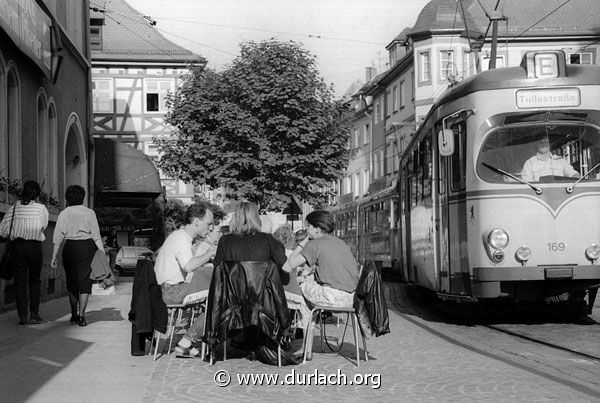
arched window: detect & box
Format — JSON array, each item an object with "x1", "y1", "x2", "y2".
[
  {"x1": 48, "y1": 101, "x2": 58, "y2": 197},
  {"x1": 0, "y1": 54, "x2": 6, "y2": 176},
  {"x1": 37, "y1": 89, "x2": 48, "y2": 185},
  {"x1": 6, "y1": 64, "x2": 21, "y2": 179}
]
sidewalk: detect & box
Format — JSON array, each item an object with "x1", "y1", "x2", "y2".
[{"x1": 0, "y1": 280, "x2": 594, "y2": 402}]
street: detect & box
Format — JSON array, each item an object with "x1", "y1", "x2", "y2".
[{"x1": 1, "y1": 278, "x2": 599, "y2": 402}]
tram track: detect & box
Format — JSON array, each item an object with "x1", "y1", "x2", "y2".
[
  {"x1": 483, "y1": 323, "x2": 600, "y2": 363},
  {"x1": 386, "y1": 282, "x2": 600, "y2": 399}
]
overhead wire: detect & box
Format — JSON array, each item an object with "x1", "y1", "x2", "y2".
[{"x1": 137, "y1": 15, "x2": 387, "y2": 46}]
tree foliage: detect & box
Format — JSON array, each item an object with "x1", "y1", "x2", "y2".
[{"x1": 156, "y1": 40, "x2": 352, "y2": 210}]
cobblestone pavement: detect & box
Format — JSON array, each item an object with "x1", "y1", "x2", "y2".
[{"x1": 0, "y1": 278, "x2": 599, "y2": 402}]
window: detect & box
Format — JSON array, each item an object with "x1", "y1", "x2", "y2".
[
  {"x1": 386, "y1": 141, "x2": 394, "y2": 175},
  {"x1": 353, "y1": 128, "x2": 359, "y2": 148},
  {"x1": 440, "y1": 50, "x2": 454, "y2": 80},
  {"x1": 7, "y1": 68, "x2": 20, "y2": 179},
  {"x1": 481, "y1": 55, "x2": 505, "y2": 71},
  {"x1": 399, "y1": 81, "x2": 405, "y2": 108},
  {"x1": 92, "y1": 78, "x2": 113, "y2": 113},
  {"x1": 375, "y1": 101, "x2": 380, "y2": 124},
  {"x1": 419, "y1": 52, "x2": 431, "y2": 83},
  {"x1": 411, "y1": 71, "x2": 415, "y2": 99},
  {"x1": 569, "y1": 52, "x2": 593, "y2": 65},
  {"x1": 420, "y1": 137, "x2": 432, "y2": 199},
  {"x1": 144, "y1": 79, "x2": 174, "y2": 113},
  {"x1": 48, "y1": 104, "x2": 58, "y2": 197},
  {"x1": 450, "y1": 122, "x2": 466, "y2": 191},
  {"x1": 354, "y1": 173, "x2": 360, "y2": 197},
  {"x1": 363, "y1": 123, "x2": 370, "y2": 145},
  {"x1": 37, "y1": 93, "x2": 48, "y2": 184},
  {"x1": 462, "y1": 50, "x2": 472, "y2": 78},
  {"x1": 385, "y1": 89, "x2": 392, "y2": 117},
  {"x1": 363, "y1": 170, "x2": 369, "y2": 194},
  {"x1": 379, "y1": 148, "x2": 385, "y2": 177},
  {"x1": 477, "y1": 118, "x2": 600, "y2": 184},
  {"x1": 90, "y1": 26, "x2": 102, "y2": 51},
  {"x1": 392, "y1": 86, "x2": 397, "y2": 112}
]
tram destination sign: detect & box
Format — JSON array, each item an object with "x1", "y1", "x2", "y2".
[{"x1": 516, "y1": 88, "x2": 580, "y2": 109}]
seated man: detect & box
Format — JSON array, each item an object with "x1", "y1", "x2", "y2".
[
  {"x1": 154, "y1": 202, "x2": 217, "y2": 357},
  {"x1": 283, "y1": 210, "x2": 360, "y2": 312},
  {"x1": 521, "y1": 137, "x2": 579, "y2": 182}
]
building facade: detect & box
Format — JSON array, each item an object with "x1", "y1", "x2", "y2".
[
  {"x1": 89, "y1": 0, "x2": 204, "y2": 204},
  {"x1": 335, "y1": 0, "x2": 600, "y2": 207},
  {"x1": 0, "y1": 0, "x2": 91, "y2": 311}
]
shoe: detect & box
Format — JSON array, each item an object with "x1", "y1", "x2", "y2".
[
  {"x1": 78, "y1": 316, "x2": 87, "y2": 327},
  {"x1": 175, "y1": 345, "x2": 202, "y2": 358},
  {"x1": 29, "y1": 313, "x2": 43, "y2": 324},
  {"x1": 294, "y1": 328, "x2": 304, "y2": 339},
  {"x1": 69, "y1": 314, "x2": 79, "y2": 324},
  {"x1": 18, "y1": 319, "x2": 27, "y2": 325}
]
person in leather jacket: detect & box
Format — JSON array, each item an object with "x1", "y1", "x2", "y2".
[{"x1": 206, "y1": 202, "x2": 291, "y2": 362}]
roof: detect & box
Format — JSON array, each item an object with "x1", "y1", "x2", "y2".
[
  {"x1": 91, "y1": 0, "x2": 204, "y2": 64},
  {"x1": 408, "y1": 0, "x2": 600, "y2": 40},
  {"x1": 410, "y1": 0, "x2": 482, "y2": 39}
]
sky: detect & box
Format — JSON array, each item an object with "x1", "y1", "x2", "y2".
[{"x1": 119, "y1": 0, "x2": 432, "y2": 97}]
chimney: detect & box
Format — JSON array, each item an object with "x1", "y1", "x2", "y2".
[{"x1": 365, "y1": 67, "x2": 376, "y2": 82}]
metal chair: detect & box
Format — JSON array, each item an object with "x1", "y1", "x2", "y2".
[
  {"x1": 302, "y1": 305, "x2": 368, "y2": 366},
  {"x1": 151, "y1": 291, "x2": 207, "y2": 360}
]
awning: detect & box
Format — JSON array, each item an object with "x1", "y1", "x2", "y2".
[{"x1": 94, "y1": 138, "x2": 162, "y2": 208}]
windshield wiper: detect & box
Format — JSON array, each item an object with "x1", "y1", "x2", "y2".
[
  {"x1": 566, "y1": 162, "x2": 600, "y2": 193},
  {"x1": 481, "y1": 162, "x2": 543, "y2": 195}
]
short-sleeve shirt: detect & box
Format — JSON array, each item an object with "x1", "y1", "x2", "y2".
[
  {"x1": 154, "y1": 229, "x2": 193, "y2": 285},
  {"x1": 301, "y1": 234, "x2": 359, "y2": 293}
]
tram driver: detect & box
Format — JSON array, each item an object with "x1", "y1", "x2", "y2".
[{"x1": 521, "y1": 137, "x2": 580, "y2": 182}]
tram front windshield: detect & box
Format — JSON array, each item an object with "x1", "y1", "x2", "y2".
[{"x1": 477, "y1": 122, "x2": 600, "y2": 184}]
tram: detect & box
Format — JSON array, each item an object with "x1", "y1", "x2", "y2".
[{"x1": 339, "y1": 50, "x2": 600, "y2": 305}]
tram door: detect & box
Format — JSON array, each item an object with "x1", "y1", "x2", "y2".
[
  {"x1": 436, "y1": 124, "x2": 451, "y2": 294},
  {"x1": 437, "y1": 122, "x2": 468, "y2": 295}
]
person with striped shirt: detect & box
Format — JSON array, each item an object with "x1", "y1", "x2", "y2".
[{"x1": 0, "y1": 180, "x2": 49, "y2": 325}]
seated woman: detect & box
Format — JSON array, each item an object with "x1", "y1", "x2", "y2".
[
  {"x1": 283, "y1": 210, "x2": 360, "y2": 310},
  {"x1": 207, "y1": 202, "x2": 291, "y2": 363}
]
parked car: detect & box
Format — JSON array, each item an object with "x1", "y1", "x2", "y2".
[{"x1": 115, "y1": 246, "x2": 154, "y2": 275}]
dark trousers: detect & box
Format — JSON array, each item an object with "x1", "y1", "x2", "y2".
[{"x1": 10, "y1": 239, "x2": 43, "y2": 319}]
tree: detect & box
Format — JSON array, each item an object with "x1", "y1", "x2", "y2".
[{"x1": 156, "y1": 39, "x2": 352, "y2": 210}]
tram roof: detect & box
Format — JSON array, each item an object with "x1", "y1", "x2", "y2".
[{"x1": 435, "y1": 63, "x2": 600, "y2": 109}]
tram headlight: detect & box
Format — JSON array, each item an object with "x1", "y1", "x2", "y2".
[
  {"x1": 515, "y1": 246, "x2": 531, "y2": 263},
  {"x1": 487, "y1": 228, "x2": 509, "y2": 249},
  {"x1": 585, "y1": 244, "x2": 600, "y2": 262}
]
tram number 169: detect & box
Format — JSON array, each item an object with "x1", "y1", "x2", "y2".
[{"x1": 547, "y1": 242, "x2": 566, "y2": 252}]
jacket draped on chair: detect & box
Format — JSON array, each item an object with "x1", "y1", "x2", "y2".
[{"x1": 203, "y1": 260, "x2": 291, "y2": 347}]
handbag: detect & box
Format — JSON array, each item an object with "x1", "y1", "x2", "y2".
[{"x1": 0, "y1": 205, "x2": 16, "y2": 281}]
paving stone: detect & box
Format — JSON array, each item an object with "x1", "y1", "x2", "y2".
[{"x1": 0, "y1": 278, "x2": 597, "y2": 402}]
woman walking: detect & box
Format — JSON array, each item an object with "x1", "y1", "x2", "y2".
[
  {"x1": 51, "y1": 185, "x2": 103, "y2": 326},
  {"x1": 0, "y1": 180, "x2": 49, "y2": 325}
]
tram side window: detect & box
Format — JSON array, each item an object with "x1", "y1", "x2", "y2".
[
  {"x1": 450, "y1": 122, "x2": 467, "y2": 191},
  {"x1": 413, "y1": 145, "x2": 422, "y2": 205},
  {"x1": 420, "y1": 137, "x2": 432, "y2": 199}
]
